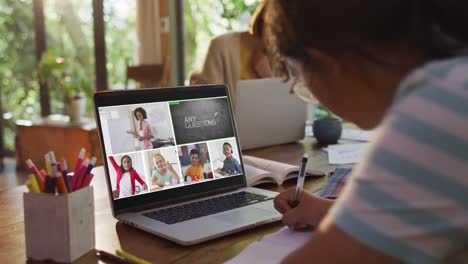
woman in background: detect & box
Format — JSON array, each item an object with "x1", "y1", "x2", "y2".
[
  {"x1": 127, "y1": 107, "x2": 154, "y2": 150},
  {"x1": 189, "y1": 0, "x2": 271, "y2": 106},
  {"x1": 266, "y1": 0, "x2": 468, "y2": 263}
]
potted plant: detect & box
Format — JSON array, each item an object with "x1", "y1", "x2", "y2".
[
  {"x1": 38, "y1": 49, "x2": 92, "y2": 123},
  {"x1": 313, "y1": 105, "x2": 342, "y2": 145}
]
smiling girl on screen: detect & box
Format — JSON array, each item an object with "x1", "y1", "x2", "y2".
[
  {"x1": 109, "y1": 155, "x2": 147, "y2": 198},
  {"x1": 151, "y1": 153, "x2": 181, "y2": 187},
  {"x1": 127, "y1": 107, "x2": 154, "y2": 150}
]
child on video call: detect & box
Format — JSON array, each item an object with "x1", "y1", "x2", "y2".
[
  {"x1": 185, "y1": 143, "x2": 208, "y2": 182},
  {"x1": 222, "y1": 142, "x2": 242, "y2": 175},
  {"x1": 109, "y1": 155, "x2": 147, "y2": 198},
  {"x1": 151, "y1": 153, "x2": 180, "y2": 187}
]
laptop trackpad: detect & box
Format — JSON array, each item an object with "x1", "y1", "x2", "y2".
[{"x1": 213, "y1": 207, "x2": 276, "y2": 225}]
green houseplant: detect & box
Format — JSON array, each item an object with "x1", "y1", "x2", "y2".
[{"x1": 38, "y1": 49, "x2": 93, "y2": 121}]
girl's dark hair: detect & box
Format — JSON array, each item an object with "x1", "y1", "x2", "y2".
[
  {"x1": 120, "y1": 155, "x2": 133, "y2": 172},
  {"x1": 266, "y1": 0, "x2": 468, "y2": 71},
  {"x1": 133, "y1": 107, "x2": 147, "y2": 119}
]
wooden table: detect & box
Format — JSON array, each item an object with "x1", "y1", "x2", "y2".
[
  {"x1": 15, "y1": 117, "x2": 102, "y2": 171},
  {"x1": 0, "y1": 139, "x2": 334, "y2": 264}
]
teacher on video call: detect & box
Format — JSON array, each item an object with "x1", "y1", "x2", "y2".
[
  {"x1": 127, "y1": 107, "x2": 154, "y2": 150},
  {"x1": 266, "y1": 0, "x2": 468, "y2": 263}
]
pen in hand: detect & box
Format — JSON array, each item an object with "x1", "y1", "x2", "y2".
[
  {"x1": 288, "y1": 153, "x2": 309, "y2": 229},
  {"x1": 291, "y1": 153, "x2": 309, "y2": 207}
]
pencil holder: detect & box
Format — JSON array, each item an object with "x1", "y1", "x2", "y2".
[
  {"x1": 68, "y1": 172, "x2": 95, "y2": 192},
  {"x1": 23, "y1": 186, "x2": 95, "y2": 263}
]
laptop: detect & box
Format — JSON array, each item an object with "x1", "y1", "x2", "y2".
[
  {"x1": 93, "y1": 85, "x2": 281, "y2": 245},
  {"x1": 235, "y1": 78, "x2": 307, "y2": 150}
]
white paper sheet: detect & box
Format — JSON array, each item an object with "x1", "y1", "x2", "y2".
[
  {"x1": 225, "y1": 227, "x2": 313, "y2": 264},
  {"x1": 327, "y1": 143, "x2": 368, "y2": 164},
  {"x1": 341, "y1": 128, "x2": 375, "y2": 142}
]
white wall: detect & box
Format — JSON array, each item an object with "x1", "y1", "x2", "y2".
[
  {"x1": 106, "y1": 105, "x2": 136, "y2": 155},
  {"x1": 143, "y1": 102, "x2": 174, "y2": 139}
]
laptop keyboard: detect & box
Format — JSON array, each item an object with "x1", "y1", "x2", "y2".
[{"x1": 143, "y1": 191, "x2": 272, "y2": 225}]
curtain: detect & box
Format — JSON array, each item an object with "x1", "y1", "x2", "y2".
[{"x1": 136, "y1": 0, "x2": 162, "y2": 64}]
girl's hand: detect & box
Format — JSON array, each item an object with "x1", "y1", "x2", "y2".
[
  {"x1": 143, "y1": 183, "x2": 148, "y2": 190},
  {"x1": 166, "y1": 161, "x2": 173, "y2": 171},
  {"x1": 274, "y1": 188, "x2": 334, "y2": 229}
]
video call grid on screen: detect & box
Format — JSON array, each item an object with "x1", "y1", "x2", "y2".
[{"x1": 98, "y1": 96, "x2": 244, "y2": 200}]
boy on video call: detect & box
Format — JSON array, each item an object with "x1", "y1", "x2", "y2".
[
  {"x1": 222, "y1": 142, "x2": 242, "y2": 175},
  {"x1": 185, "y1": 143, "x2": 208, "y2": 182}
]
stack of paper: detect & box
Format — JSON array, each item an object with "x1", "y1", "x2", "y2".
[
  {"x1": 325, "y1": 143, "x2": 368, "y2": 165},
  {"x1": 340, "y1": 128, "x2": 375, "y2": 142},
  {"x1": 226, "y1": 227, "x2": 313, "y2": 264}
]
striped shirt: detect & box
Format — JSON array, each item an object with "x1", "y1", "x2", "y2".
[{"x1": 329, "y1": 56, "x2": 468, "y2": 264}]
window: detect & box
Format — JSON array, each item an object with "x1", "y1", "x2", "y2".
[
  {"x1": 184, "y1": 0, "x2": 260, "y2": 80},
  {"x1": 0, "y1": 0, "x2": 38, "y2": 153},
  {"x1": 0, "y1": 0, "x2": 137, "y2": 154}
]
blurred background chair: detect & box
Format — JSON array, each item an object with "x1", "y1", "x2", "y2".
[{"x1": 125, "y1": 57, "x2": 170, "y2": 89}]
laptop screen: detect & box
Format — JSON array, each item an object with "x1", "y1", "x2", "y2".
[{"x1": 94, "y1": 86, "x2": 246, "y2": 213}]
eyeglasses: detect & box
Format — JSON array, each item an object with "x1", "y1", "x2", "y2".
[
  {"x1": 276, "y1": 58, "x2": 318, "y2": 104},
  {"x1": 290, "y1": 80, "x2": 319, "y2": 104}
]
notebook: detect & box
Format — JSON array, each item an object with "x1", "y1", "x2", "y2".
[
  {"x1": 226, "y1": 227, "x2": 313, "y2": 264},
  {"x1": 93, "y1": 85, "x2": 281, "y2": 245},
  {"x1": 318, "y1": 168, "x2": 351, "y2": 199},
  {"x1": 235, "y1": 78, "x2": 307, "y2": 150}
]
